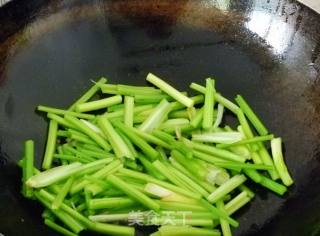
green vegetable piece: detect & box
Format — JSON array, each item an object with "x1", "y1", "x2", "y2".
[
  {"x1": 22, "y1": 140, "x2": 34, "y2": 198},
  {"x1": 147, "y1": 73, "x2": 194, "y2": 107},
  {"x1": 69, "y1": 77, "x2": 107, "y2": 111},
  {"x1": 42, "y1": 120, "x2": 58, "y2": 169},
  {"x1": 75, "y1": 95, "x2": 122, "y2": 113},
  {"x1": 203, "y1": 78, "x2": 215, "y2": 129},
  {"x1": 107, "y1": 174, "x2": 160, "y2": 212},
  {"x1": 207, "y1": 175, "x2": 247, "y2": 203},
  {"x1": 271, "y1": 138, "x2": 293, "y2": 186},
  {"x1": 235, "y1": 95, "x2": 268, "y2": 136}
]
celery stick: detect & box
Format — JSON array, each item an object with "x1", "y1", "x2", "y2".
[
  {"x1": 44, "y1": 219, "x2": 78, "y2": 236},
  {"x1": 213, "y1": 103, "x2": 224, "y2": 128},
  {"x1": 207, "y1": 175, "x2": 247, "y2": 203},
  {"x1": 147, "y1": 73, "x2": 194, "y2": 107},
  {"x1": 124, "y1": 96, "x2": 134, "y2": 127},
  {"x1": 134, "y1": 94, "x2": 172, "y2": 104},
  {"x1": 113, "y1": 120, "x2": 159, "y2": 160},
  {"x1": 171, "y1": 95, "x2": 204, "y2": 111},
  {"x1": 192, "y1": 132, "x2": 242, "y2": 144},
  {"x1": 47, "y1": 113, "x2": 77, "y2": 129},
  {"x1": 42, "y1": 120, "x2": 58, "y2": 169},
  {"x1": 217, "y1": 200, "x2": 232, "y2": 236},
  {"x1": 132, "y1": 127, "x2": 171, "y2": 149},
  {"x1": 187, "y1": 140, "x2": 246, "y2": 163},
  {"x1": 258, "y1": 143, "x2": 280, "y2": 180},
  {"x1": 225, "y1": 191, "x2": 251, "y2": 215},
  {"x1": 160, "y1": 118, "x2": 190, "y2": 130},
  {"x1": 38, "y1": 105, "x2": 94, "y2": 119},
  {"x1": 139, "y1": 99, "x2": 171, "y2": 133},
  {"x1": 34, "y1": 191, "x2": 85, "y2": 233},
  {"x1": 52, "y1": 177, "x2": 74, "y2": 209},
  {"x1": 90, "y1": 222, "x2": 135, "y2": 236},
  {"x1": 22, "y1": 140, "x2": 34, "y2": 198},
  {"x1": 235, "y1": 95, "x2": 268, "y2": 136},
  {"x1": 75, "y1": 95, "x2": 122, "y2": 113},
  {"x1": 169, "y1": 109, "x2": 189, "y2": 119},
  {"x1": 271, "y1": 138, "x2": 293, "y2": 186},
  {"x1": 118, "y1": 168, "x2": 201, "y2": 200},
  {"x1": 97, "y1": 116, "x2": 133, "y2": 159},
  {"x1": 70, "y1": 160, "x2": 122, "y2": 194},
  {"x1": 190, "y1": 107, "x2": 204, "y2": 128},
  {"x1": 69, "y1": 77, "x2": 107, "y2": 110},
  {"x1": 107, "y1": 174, "x2": 160, "y2": 211},
  {"x1": 89, "y1": 197, "x2": 136, "y2": 210},
  {"x1": 137, "y1": 154, "x2": 165, "y2": 180},
  {"x1": 217, "y1": 135, "x2": 274, "y2": 148},
  {"x1": 190, "y1": 83, "x2": 239, "y2": 113},
  {"x1": 37, "y1": 189, "x2": 93, "y2": 227},
  {"x1": 203, "y1": 78, "x2": 215, "y2": 129},
  {"x1": 64, "y1": 115, "x2": 111, "y2": 151}
]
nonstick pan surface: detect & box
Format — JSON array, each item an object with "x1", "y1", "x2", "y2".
[{"x1": 0, "y1": 0, "x2": 320, "y2": 235}]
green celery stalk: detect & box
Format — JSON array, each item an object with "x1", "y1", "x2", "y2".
[
  {"x1": 44, "y1": 219, "x2": 78, "y2": 236},
  {"x1": 190, "y1": 107, "x2": 204, "y2": 128},
  {"x1": 271, "y1": 138, "x2": 293, "y2": 186},
  {"x1": 22, "y1": 140, "x2": 35, "y2": 198},
  {"x1": 235, "y1": 95, "x2": 268, "y2": 136},
  {"x1": 97, "y1": 116, "x2": 133, "y2": 159},
  {"x1": 37, "y1": 189, "x2": 94, "y2": 228},
  {"x1": 169, "y1": 109, "x2": 189, "y2": 119},
  {"x1": 34, "y1": 191, "x2": 85, "y2": 233},
  {"x1": 170, "y1": 95, "x2": 203, "y2": 111},
  {"x1": 217, "y1": 200, "x2": 232, "y2": 236},
  {"x1": 124, "y1": 96, "x2": 134, "y2": 127},
  {"x1": 186, "y1": 139, "x2": 246, "y2": 163},
  {"x1": 137, "y1": 155, "x2": 165, "y2": 180},
  {"x1": 112, "y1": 120, "x2": 159, "y2": 161},
  {"x1": 68, "y1": 77, "x2": 107, "y2": 111},
  {"x1": 215, "y1": 93, "x2": 239, "y2": 114},
  {"x1": 139, "y1": 99, "x2": 171, "y2": 133},
  {"x1": 89, "y1": 197, "x2": 136, "y2": 210},
  {"x1": 70, "y1": 160, "x2": 122, "y2": 194},
  {"x1": 213, "y1": 103, "x2": 224, "y2": 128},
  {"x1": 147, "y1": 73, "x2": 194, "y2": 107},
  {"x1": 189, "y1": 83, "x2": 239, "y2": 113},
  {"x1": 225, "y1": 191, "x2": 251, "y2": 215},
  {"x1": 64, "y1": 115, "x2": 111, "y2": 151},
  {"x1": 42, "y1": 120, "x2": 58, "y2": 169},
  {"x1": 47, "y1": 113, "x2": 77, "y2": 129},
  {"x1": 134, "y1": 94, "x2": 172, "y2": 104},
  {"x1": 107, "y1": 174, "x2": 160, "y2": 212},
  {"x1": 160, "y1": 118, "x2": 190, "y2": 130},
  {"x1": 202, "y1": 78, "x2": 215, "y2": 129},
  {"x1": 207, "y1": 175, "x2": 247, "y2": 203},
  {"x1": 258, "y1": 143, "x2": 280, "y2": 180},
  {"x1": 89, "y1": 213, "x2": 130, "y2": 222},
  {"x1": 38, "y1": 105, "x2": 94, "y2": 120},
  {"x1": 75, "y1": 95, "x2": 122, "y2": 113},
  {"x1": 217, "y1": 134, "x2": 274, "y2": 148},
  {"x1": 90, "y1": 222, "x2": 135, "y2": 236},
  {"x1": 52, "y1": 177, "x2": 74, "y2": 209},
  {"x1": 118, "y1": 168, "x2": 201, "y2": 200}
]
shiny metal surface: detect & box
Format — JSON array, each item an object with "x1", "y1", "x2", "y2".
[{"x1": 0, "y1": 0, "x2": 319, "y2": 235}]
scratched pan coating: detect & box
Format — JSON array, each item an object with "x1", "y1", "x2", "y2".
[{"x1": 0, "y1": 0, "x2": 320, "y2": 235}]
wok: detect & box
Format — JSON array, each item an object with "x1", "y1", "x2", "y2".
[{"x1": 0, "y1": 0, "x2": 320, "y2": 235}]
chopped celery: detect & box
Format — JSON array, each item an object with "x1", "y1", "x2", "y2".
[{"x1": 20, "y1": 74, "x2": 294, "y2": 236}]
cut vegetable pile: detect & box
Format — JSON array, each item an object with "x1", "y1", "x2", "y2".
[{"x1": 20, "y1": 73, "x2": 294, "y2": 236}]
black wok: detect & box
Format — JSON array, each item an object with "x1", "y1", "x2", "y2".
[{"x1": 0, "y1": 0, "x2": 320, "y2": 235}]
